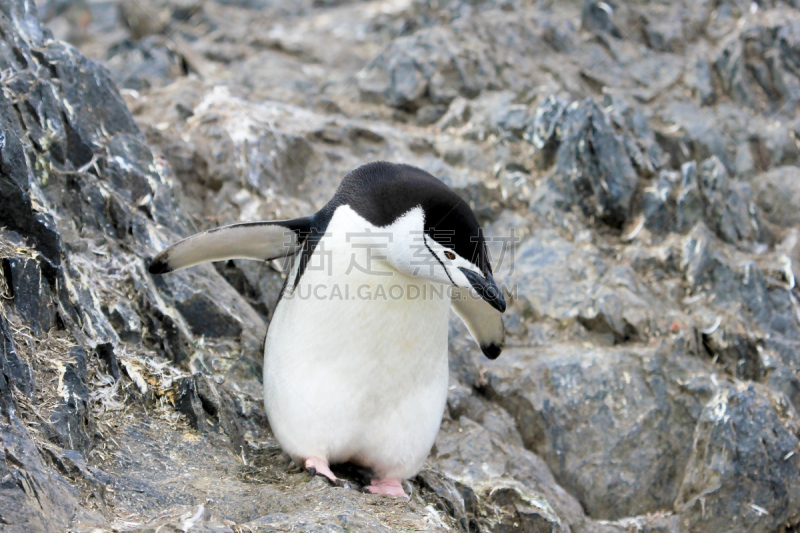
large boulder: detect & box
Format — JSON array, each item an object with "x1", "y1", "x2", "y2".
[
  {"x1": 675, "y1": 383, "x2": 800, "y2": 533},
  {"x1": 485, "y1": 343, "x2": 715, "y2": 520}
]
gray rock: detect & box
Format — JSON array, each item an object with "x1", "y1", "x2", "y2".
[
  {"x1": 434, "y1": 384, "x2": 585, "y2": 531},
  {"x1": 47, "y1": 346, "x2": 94, "y2": 453},
  {"x1": 577, "y1": 265, "x2": 672, "y2": 343},
  {"x1": 416, "y1": 469, "x2": 470, "y2": 529},
  {"x1": 656, "y1": 102, "x2": 734, "y2": 173},
  {"x1": 755, "y1": 165, "x2": 800, "y2": 227},
  {"x1": 437, "y1": 96, "x2": 472, "y2": 130},
  {"x1": 641, "y1": 170, "x2": 676, "y2": 234},
  {"x1": 552, "y1": 100, "x2": 639, "y2": 228},
  {"x1": 107, "y1": 36, "x2": 187, "y2": 91},
  {"x1": 96, "y1": 342, "x2": 121, "y2": 380},
  {"x1": 416, "y1": 104, "x2": 448, "y2": 125},
  {"x1": 581, "y1": 0, "x2": 622, "y2": 39},
  {"x1": 105, "y1": 299, "x2": 144, "y2": 343},
  {"x1": 359, "y1": 26, "x2": 496, "y2": 110},
  {"x1": 686, "y1": 57, "x2": 716, "y2": 106},
  {"x1": 713, "y1": 11, "x2": 800, "y2": 115},
  {"x1": 485, "y1": 344, "x2": 715, "y2": 520},
  {"x1": 0, "y1": 312, "x2": 34, "y2": 399},
  {"x1": 696, "y1": 156, "x2": 763, "y2": 245},
  {"x1": 511, "y1": 229, "x2": 606, "y2": 323},
  {"x1": 2, "y1": 257, "x2": 56, "y2": 335},
  {"x1": 0, "y1": 412, "x2": 106, "y2": 532},
  {"x1": 675, "y1": 161, "x2": 704, "y2": 234},
  {"x1": 672, "y1": 157, "x2": 766, "y2": 247},
  {"x1": 174, "y1": 372, "x2": 249, "y2": 455},
  {"x1": 675, "y1": 383, "x2": 800, "y2": 533}
]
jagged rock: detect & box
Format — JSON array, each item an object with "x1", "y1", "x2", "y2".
[
  {"x1": 214, "y1": 259, "x2": 285, "y2": 321},
  {"x1": 524, "y1": 95, "x2": 568, "y2": 169},
  {"x1": 683, "y1": 233, "x2": 798, "y2": 340},
  {"x1": 675, "y1": 383, "x2": 800, "y2": 533},
  {"x1": 358, "y1": 26, "x2": 496, "y2": 110},
  {"x1": 641, "y1": 170, "x2": 676, "y2": 233},
  {"x1": 477, "y1": 91, "x2": 529, "y2": 137},
  {"x1": 106, "y1": 36, "x2": 187, "y2": 91},
  {"x1": 0, "y1": 412, "x2": 107, "y2": 532},
  {"x1": 437, "y1": 96, "x2": 472, "y2": 130},
  {"x1": 0, "y1": 309, "x2": 105, "y2": 531},
  {"x1": 655, "y1": 102, "x2": 734, "y2": 173},
  {"x1": 755, "y1": 166, "x2": 800, "y2": 227},
  {"x1": 713, "y1": 10, "x2": 800, "y2": 115},
  {"x1": 96, "y1": 342, "x2": 121, "y2": 380},
  {"x1": 416, "y1": 104, "x2": 448, "y2": 125},
  {"x1": 606, "y1": 96, "x2": 665, "y2": 178},
  {"x1": 581, "y1": 0, "x2": 622, "y2": 38},
  {"x1": 511, "y1": 229, "x2": 606, "y2": 323},
  {"x1": 576, "y1": 265, "x2": 673, "y2": 343},
  {"x1": 174, "y1": 372, "x2": 249, "y2": 455},
  {"x1": 667, "y1": 157, "x2": 767, "y2": 246},
  {"x1": 675, "y1": 161, "x2": 705, "y2": 234},
  {"x1": 762, "y1": 336, "x2": 800, "y2": 413},
  {"x1": 696, "y1": 156, "x2": 764, "y2": 245},
  {"x1": 485, "y1": 344, "x2": 715, "y2": 520},
  {"x1": 434, "y1": 383, "x2": 585, "y2": 531},
  {"x1": 47, "y1": 346, "x2": 93, "y2": 453},
  {"x1": 105, "y1": 299, "x2": 143, "y2": 343},
  {"x1": 551, "y1": 100, "x2": 639, "y2": 228},
  {"x1": 0, "y1": 312, "x2": 34, "y2": 399},
  {"x1": 484, "y1": 485, "x2": 566, "y2": 533},
  {"x1": 542, "y1": 18, "x2": 575, "y2": 53},
  {"x1": 685, "y1": 56, "x2": 716, "y2": 105},
  {"x1": 416, "y1": 469, "x2": 470, "y2": 529},
  {"x1": 2, "y1": 257, "x2": 56, "y2": 335}
]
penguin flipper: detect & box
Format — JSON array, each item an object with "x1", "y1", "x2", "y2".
[
  {"x1": 149, "y1": 217, "x2": 313, "y2": 275},
  {"x1": 451, "y1": 287, "x2": 505, "y2": 360}
]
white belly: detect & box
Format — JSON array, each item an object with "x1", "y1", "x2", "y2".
[{"x1": 263, "y1": 213, "x2": 451, "y2": 479}]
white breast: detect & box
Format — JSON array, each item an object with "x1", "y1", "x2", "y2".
[{"x1": 263, "y1": 205, "x2": 451, "y2": 479}]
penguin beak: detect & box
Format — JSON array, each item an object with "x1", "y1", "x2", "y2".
[{"x1": 458, "y1": 268, "x2": 506, "y2": 313}]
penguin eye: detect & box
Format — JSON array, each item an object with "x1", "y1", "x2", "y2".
[{"x1": 444, "y1": 251, "x2": 456, "y2": 260}]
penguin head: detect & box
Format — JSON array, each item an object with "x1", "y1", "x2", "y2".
[
  {"x1": 331, "y1": 162, "x2": 506, "y2": 313},
  {"x1": 376, "y1": 204, "x2": 505, "y2": 313}
]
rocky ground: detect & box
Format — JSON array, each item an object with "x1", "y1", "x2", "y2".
[{"x1": 2, "y1": 0, "x2": 800, "y2": 531}]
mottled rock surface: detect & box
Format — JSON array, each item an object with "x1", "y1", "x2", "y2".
[{"x1": 2, "y1": 0, "x2": 800, "y2": 531}]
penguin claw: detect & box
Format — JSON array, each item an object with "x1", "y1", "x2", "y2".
[
  {"x1": 306, "y1": 466, "x2": 359, "y2": 490},
  {"x1": 303, "y1": 458, "x2": 364, "y2": 491},
  {"x1": 304, "y1": 457, "x2": 339, "y2": 485}
]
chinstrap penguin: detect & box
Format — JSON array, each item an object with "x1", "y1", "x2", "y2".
[{"x1": 149, "y1": 162, "x2": 506, "y2": 497}]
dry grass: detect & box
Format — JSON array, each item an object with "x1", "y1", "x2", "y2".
[
  {"x1": 0, "y1": 230, "x2": 37, "y2": 307},
  {"x1": 9, "y1": 321, "x2": 77, "y2": 441},
  {"x1": 0, "y1": 232, "x2": 195, "y2": 455},
  {"x1": 0, "y1": 232, "x2": 37, "y2": 260}
]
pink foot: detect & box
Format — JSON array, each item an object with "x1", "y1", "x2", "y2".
[
  {"x1": 304, "y1": 457, "x2": 338, "y2": 484},
  {"x1": 366, "y1": 478, "x2": 408, "y2": 498}
]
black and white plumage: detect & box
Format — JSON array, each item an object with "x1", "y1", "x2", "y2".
[{"x1": 149, "y1": 162, "x2": 506, "y2": 496}]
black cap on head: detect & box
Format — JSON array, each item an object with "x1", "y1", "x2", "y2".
[{"x1": 331, "y1": 162, "x2": 491, "y2": 276}]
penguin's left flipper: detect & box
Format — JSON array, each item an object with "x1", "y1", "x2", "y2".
[
  {"x1": 451, "y1": 287, "x2": 505, "y2": 360},
  {"x1": 149, "y1": 217, "x2": 314, "y2": 275}
]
